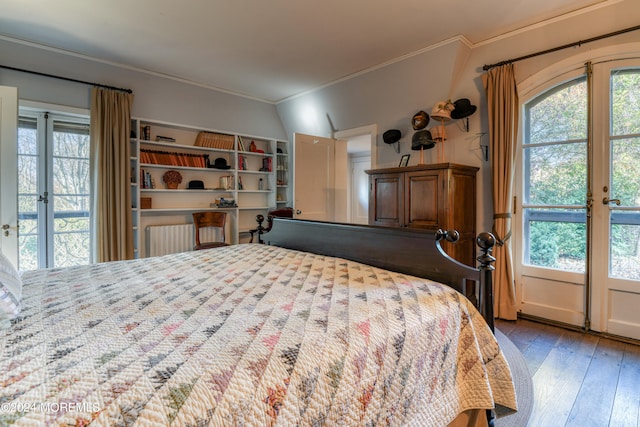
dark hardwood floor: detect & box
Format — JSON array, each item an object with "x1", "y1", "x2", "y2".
[{"x1": 496, "y1": 318, "x2": 640, "y2": 427}]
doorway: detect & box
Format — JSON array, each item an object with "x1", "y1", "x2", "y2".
[
  {"x1": 17, "y1": 107, "x2": 91, "y2": 270},
  {"x1": 293, "y1": 126, "x2": 375, "y2": 224},
  {"x1": 515, "y1": 57, "x2": 640, "y2": 340}
]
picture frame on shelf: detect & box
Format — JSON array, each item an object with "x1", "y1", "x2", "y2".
[{"x1": 399, "y1": 154, "x2": 410, "y2": 167}]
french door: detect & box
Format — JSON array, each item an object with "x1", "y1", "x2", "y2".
[
  {"x1": 17, "y1": 110, "x2": 91, "y2": 270},
  {"x1": 516, "y1": 58, "x2": 640, "y2": 340}
]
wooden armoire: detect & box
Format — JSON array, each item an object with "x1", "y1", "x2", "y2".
[{"x1": 366, "y1": 163, "x2": 479, "y2": 267}]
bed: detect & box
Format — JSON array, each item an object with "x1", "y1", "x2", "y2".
[{"x1": 0, "y1": 219, "x2": 516, "y2": 426}]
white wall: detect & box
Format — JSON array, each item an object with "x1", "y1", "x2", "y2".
[
  {"x1": 276, "y1": 0, "x2": 640, "y2": 233},
  {"x1": 0, "y1": 38, "x2": 287, "y2": 141},
  {"x1": 2, "y1": 0, "x2": 639, "y2": 235}
]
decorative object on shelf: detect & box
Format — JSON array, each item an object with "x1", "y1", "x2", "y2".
[
  {"x1": 399, "y1": 154, "x2": 410, "y2": 167},
  {"x1": 188, "y1": 180, "x2": 205, "y2": 190},
  {"x1": 140, "y1": 197, "x2": 152, "y2": 209},
  {"x1": 383, "y1": 129, "x2": 402, "y2": 153},
  {"x1": 214, "y1": 198, "x2": 237, "y2": 208},
  {"x1": 249, "y1": 141, "x2": 257, "y2": 152},
  {"x1": 211, "y1": 157, "x2": 231, "y2": 170},
  {"x1": 411, "y1": 111, "x2": 430, "y2": 130},
  {"x1": 162, "y1": 170, "x2": 182, "y2": 189},
  {"x1": 142, "y1": 125, "x2": 151, "y2": 140},
  {"x1": 219, "y1": 175, "x2": 234, "y2": 190},
  {"x1": 258, "y1": 178, "x2": 264, "y2": 190},
  {"x1": 411, "y1": 130, "x2": 436, "y2": 165},
  {"x1": 431, "y1": 100, "x2": 455, "y2": 162},
  {"x1": 451, "y1": 98, "x2": 477, "y2": 132}
]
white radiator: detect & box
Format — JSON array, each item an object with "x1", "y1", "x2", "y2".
[{"x1": 145, "y1": 224, "x2": 221, "y2": 257}]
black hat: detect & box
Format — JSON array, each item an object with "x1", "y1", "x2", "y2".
[
  {"x1": 411, "y1": 130, "x2": 436, "y2": 150},
  {"x1": 451, "y1": 98, "x2": 477, "y2": 119},
  {"x1": 212, "y1": 157, "x2": 231, "y2": 169},
  {"x1": 383, "y1": 129, "x2": 401, "y2": 144},
  {"x1": 188, "y1": 180, "x2": 205, "y2": 189}
]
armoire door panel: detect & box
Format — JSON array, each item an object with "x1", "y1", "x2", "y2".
[
  {"x1": 370, "y1": 174, "x2": 403, "y2": 226},
  {"x1": 405, "y1": 173, "x2": 440, "y2": 228}
]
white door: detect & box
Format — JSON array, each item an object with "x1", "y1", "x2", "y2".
[
  {"x1": 0, "y1": 86, "x2": 19, "y2": 266},
  {"x1": 293, "y1": 133, "x2": 335, "y2": 221},
  {"x1": 350, "y1": 155, "x2": 370, "y2": 224},
  {"x1": 516, "y1": 59, "x2": 640, "y2": 339},
  {"x1": 590, "y1": 60, "x2": 640, "y2": 339},
  {"x1": 17, "y1": 111, "x2": 91, "y2": 270}
]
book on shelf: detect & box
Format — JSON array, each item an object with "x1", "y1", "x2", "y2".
[
  {"x1": 261, "y1": 157, "x2": 273, "y2": 172},
  {"x1": 156, "y1": 135, "x2": 176, "y2": 143},
  {"x1": 140, "y1": 168, "x2": 155, "y2": 189},
  {"x1": 140, "y1": 148, "x2": 207, "y2": 168},
  {"x1": 238, "y1": 155, "x2": 248, "y2": 170},
  {"x1": 194, "y1": 131, "x2": 234, "y2": 150},
  {"x1": 237, "y1": 135, "x2": 246, "y2": 151}
]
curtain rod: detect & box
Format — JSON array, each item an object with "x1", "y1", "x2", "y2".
[
  {"x1": 0, "y1": 64, "x2": 133, "y2": 93},
  {"x1": 482, "y1": 24, "x2": 640, "y2": 71}
]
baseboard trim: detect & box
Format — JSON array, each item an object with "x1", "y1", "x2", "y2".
[{"x1": 516, "y1": 313, "x2": 640, "y2": 347}]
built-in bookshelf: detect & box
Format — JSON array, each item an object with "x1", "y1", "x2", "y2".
[{"x1": 130, "y1": 118, "x2": 289, "y2": 257}]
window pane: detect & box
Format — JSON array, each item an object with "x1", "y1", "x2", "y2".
[
  {"x1": 53, "y1": 229, "x2": 90, "y2": 268},
  {"x1": 525, "y1": 142, "x2": 586, "y2": 205},
  {"x1": 611, "y1": 70, "x2": 640, "y2": 136},
  {"x1": 18, "y1": 195, "x2": 37, "y2": 215},
  {"x1": 611, "y1": 137, "x2": 640, "y2": 207},
  {"x1": 610, "y1": 220, "x2": 640, "y2": 280},
  {"x1": 18, "y1": 120, "x2": 37, "y2": 155},
  {"x1": 18, "y1": 155, "x2": 38, "y2": 194},
  {"x1": 527, "y1": 78, "x2": 587, "y2": 144},
  {"x1": 53, "y1": 158, "x2": 90, "y2": 199},
  {"x1": 524, "y1": 208, "x2": 586, "y2": 272},
  {"x1": 53, "y1": 125, "x2": 90, "y2": 157},
  {"x1": 18, "y1": 235, "x2": 38, "y2": 271}
]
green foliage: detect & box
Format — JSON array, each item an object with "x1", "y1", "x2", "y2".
[{"x1": 525, "y1": 71, "x2": 640, "y2": 273}]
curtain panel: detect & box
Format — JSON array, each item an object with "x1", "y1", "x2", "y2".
[
  {"x1": 482, "y1": 64, "x2": 518, "y2": 320},
  {"x1": 90, "y1": 88, "x2": 134, "y2": 262}
]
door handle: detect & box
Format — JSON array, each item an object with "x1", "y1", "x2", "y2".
[
  {"x1": 296, "y1": 209, "x2": 302, "y2": 215},
  {"x1": 2, "y1": 224, "x2": 9, "y2": 237},
  {"x1": 603, "y1": 197, "x2": 621, "y2": 205}
]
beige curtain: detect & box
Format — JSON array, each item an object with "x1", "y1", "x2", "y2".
[
  {"x1": 90, "y1": 87, "x2": 134, "y2": 262},
  {"x1": 482, "y1": 64, "x2": 518, "y2": 320}
]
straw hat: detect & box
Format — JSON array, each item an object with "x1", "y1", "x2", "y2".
[{"x1": 431, "y1": 100, "x2": 454, "y2": 121}]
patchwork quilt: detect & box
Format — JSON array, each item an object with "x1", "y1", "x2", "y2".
[{"x1": 0, "y1": 244, "x2": 516, "y2": 426}]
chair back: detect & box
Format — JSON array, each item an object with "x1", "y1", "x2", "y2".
[{"x1": 192, "y1": 211, "x2": 227, "y2": 248}]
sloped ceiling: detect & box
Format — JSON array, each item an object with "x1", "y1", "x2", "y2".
[{"x1": 0, "y1": 0, "x2": 613, "y2": 103}]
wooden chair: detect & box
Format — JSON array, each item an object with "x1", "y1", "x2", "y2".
[
  {"x1": 192, "y1": 211, "x2": 229, "y2": 250},
  {"x1": 249, "y1": 207, "x2": 294, "y2": 243}
]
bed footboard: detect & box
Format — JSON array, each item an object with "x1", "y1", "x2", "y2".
[{"x1": 260, "y1": 218, "x2": 496, "y2": 331}]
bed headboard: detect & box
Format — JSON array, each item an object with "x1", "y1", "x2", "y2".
[{"x1": 262, "y1": 218, "x2": 496, "y2": 330}]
